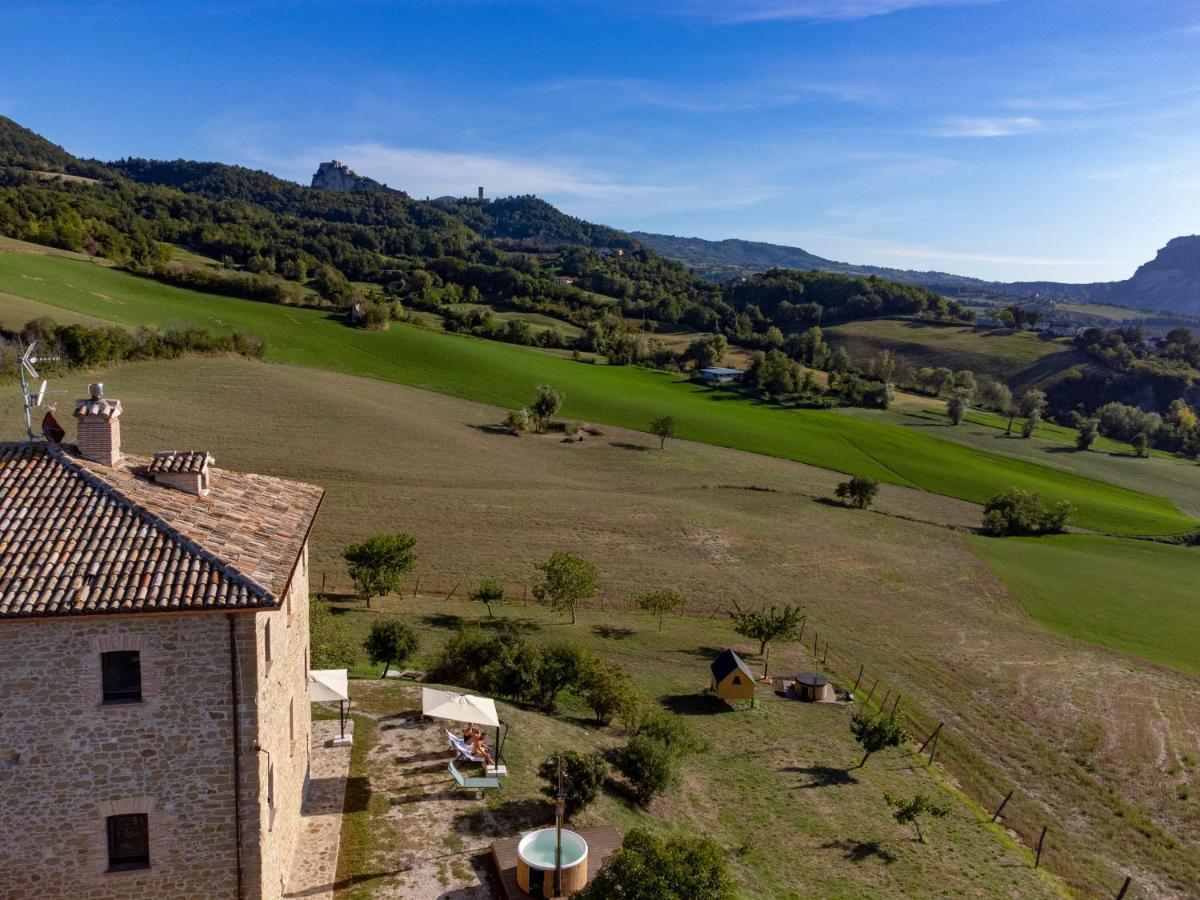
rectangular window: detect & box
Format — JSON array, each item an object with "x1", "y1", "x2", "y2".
[
  {"x1": 267, "y1": 763, "x2": 275, "y2": 809},
  {"x1": 106, "y1": 813, "x2": 149, "y2": 871},
  {"x1": 101, "y1": 651, "x2": 142, "y2": 704},
  {"x1": 264, "y1": 619, "x2": 272, "y2": 663}
]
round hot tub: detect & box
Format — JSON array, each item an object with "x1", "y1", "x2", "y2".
[{"x1": 516, "y1": 828, "x2": 589, "y2": 897}]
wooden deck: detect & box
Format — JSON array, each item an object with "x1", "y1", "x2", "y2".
[{"x1": 491, "y1": 825, "x2": 622, "y2": 899}]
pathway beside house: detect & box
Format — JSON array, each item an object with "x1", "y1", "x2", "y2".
[{"x1": 285, "y1": 720, "x2": 355, "y2": 900}]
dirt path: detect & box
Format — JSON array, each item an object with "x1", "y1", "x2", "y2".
[{"x1": 356, "y1": 697, "x2": 499, "y2": 899}]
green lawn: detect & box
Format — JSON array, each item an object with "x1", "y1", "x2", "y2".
[
  {"x1": 0, "y1": 252, "x2": 1193, "y2": 536},
  {"x1": 970, "y1": 534, "x2": 1200, "y2": 675}
]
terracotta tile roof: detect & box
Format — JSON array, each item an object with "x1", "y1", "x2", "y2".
[
  {"x1": 73, "y1": 398, "x2": 122, "y2": 419},
  {"x1": 0, "y1": 442, "x2": 323, "y2": 620},
  {"x1": 146, "y1": 450, "x2": 212, "y2": 475}
]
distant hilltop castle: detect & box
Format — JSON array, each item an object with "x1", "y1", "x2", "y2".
[{"x1": 311, "y1": 160, "x2": 407, "y2": 197}]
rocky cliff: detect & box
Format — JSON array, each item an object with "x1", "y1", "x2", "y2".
[{"x1": 311, "y1": 160, "x2": 403, "y2": 196}]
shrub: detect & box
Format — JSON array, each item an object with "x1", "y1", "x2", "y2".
[
  {"x1": 615, "y1": 734, "x2": 681, "y2": 805},
  {"x1": 884, "y1": 792, "x2": 950, "y2": 843},
  {"x1": 504, "y1": 408, "x2": 532, "y2": 435},
  {"x1": 538, "y1": 750, "x2": 608, "y2": 818},
  {"x1": 575, "y1": 829, "x2": 736, "y2": 900},
  {"x1": 584, "y1": 660, "x2": 642, "y2": 727},
  {"x1": 636, "y1": 710, "x2": 708, "y2": 755},
  {"x1": 309, "y1": 598, "x2": 356, "y2": 669},
  {"x1": 362, "y1": 619, "x2": 419, "y2": 678},
  {"x1": 981, "y1": 489, "x2": 1072, "y2": 536}
]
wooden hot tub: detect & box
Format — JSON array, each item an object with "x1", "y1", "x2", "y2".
[{"x1": 515, "y1": 828, "x2": 588, "y2": 897}]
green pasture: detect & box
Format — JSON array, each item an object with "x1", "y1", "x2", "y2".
[
  {"x1": 0, "y1": 252, "x2": 1193, "y2": 536},
  {"x1": 970, "y1": 534, "x2": 1200, "y2": 676}
]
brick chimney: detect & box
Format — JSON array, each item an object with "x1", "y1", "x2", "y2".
[{"x1": 73, "y1": 383, "x2": 122, "y2": 466}]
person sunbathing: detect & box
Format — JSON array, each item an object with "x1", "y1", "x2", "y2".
[{"x1": 463, "y1": 725, "x2": 495, "y2": 765}]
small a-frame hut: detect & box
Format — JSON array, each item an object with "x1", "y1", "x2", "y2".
[{"x1": 710, "y1": 649, "x2": 756, "y2": 703}]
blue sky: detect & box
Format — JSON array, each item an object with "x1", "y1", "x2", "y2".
[{"x1": 2, "y1": 0, "x2": 1198, "y2": 280}]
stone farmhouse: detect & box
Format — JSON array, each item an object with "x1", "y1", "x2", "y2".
[{"x1": 0, "y1": 385, "x2": 324, "y2": 899}]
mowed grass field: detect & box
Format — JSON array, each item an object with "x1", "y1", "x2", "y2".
[
  {"x1": 2, "y1": 356, "x2": 1197, "y2": 896},
  {"x1": 825, "y1": 318, "x2": 1085, "y2": 391},
  {"x1": 852, "y1": 405, "x2": 1200, "y2": 519},
  {"x1": 0, "y1": 252, "x2": 1192, "y2": 537},
  {"x1": 970, "y1": 535, "x2": 1200, "y2": 676}
]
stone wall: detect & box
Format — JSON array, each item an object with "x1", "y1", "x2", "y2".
[
  {"x1": 239, "y1": 543, "x2": 312, "y2": 900},
  {"x1": 0, "y1": 613, "x2": 241, "y2": 899},
  {"x1": 0, "y1": 542, "x2": 313, "y2": 900}
]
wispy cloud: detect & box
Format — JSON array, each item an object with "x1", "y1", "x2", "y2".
[
  {"x1": 934, "y1": 115, "x2": 1043, "y2": 137},
  {"x1": 676, "y1": 0, "x2": 997, "y2": 23},
  {"x1": 534, "y1": 76, "x2": 884, "y2": 113}
]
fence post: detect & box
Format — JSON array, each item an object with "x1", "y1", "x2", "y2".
[
  {"x1": 879, "y1": 689, "x2": 891, "y2": 711},
  {"x1": 822, "y1": 642, "x2": 829, "y2": 667},
  {"x1": 891, "y1": 694, "x2": 901, "y2": 716},
  {"x1": 320, "y1": 572, "x2": 326, "y2": 593},
  {"x1": 1035, "y1": 826, "x2": 1047, "y2": 868},
  {"x1": 1116, "y1": 876, "x2": 1132, "y2": 899},
  {"x1": 991, "y1": 790, "x2": 1013, "y2": 823},
  {"x1": 865, "y1": 680, "x2": 876, "y2": 704},
  {"x1": 445, "y1": 580, "x2": 461, "y2": 600},
  {"x1": 413, "y1": 576, "x2": 420, "y2": 599},
  {"x1": 918, "y1": 722, "x2": 943, "y2": 753},
  {"x1": 797, "y1": 617, "x2": 806, "y2": 645},
  {"x1": 853, "y1": 664, "x2": 863, "y2": 691}
]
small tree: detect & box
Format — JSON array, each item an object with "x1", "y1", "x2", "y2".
[
  {"x1": 530, "y1": 384, "x2": 563, "y2": 433},
  {"x1": 1019, "y1": 389, "x2": 1046, "y2": 438},
  {"x1": 538, "y1": 750, "x2": 608, "y2": 819},
  {"x1": 982, "y1": 382, "x2": 1013, "y2": 416},
  {"x1": 470, "y1": 578, "x2": 505, "y2": 618},
  {"x1": 728, "y1": 601, "x2": 803, "y2": 656},
  {"x1": 637, "y1": 588, "x2": 686, "y2": 630},
  {"x1": 884, "y1": 792, "x2": 950, "y2": 843},
  {"x1": 1021, "y1": 411, "x2": 1041, "y2": 438},
  {"x1": 650, "y1": 415, "x2": 676, "y2": 449},
  {"x1": 342, "y1": 532, "x2": 417, "y2": 607},
  {"x1": 533, "y1": 551, "x2": 600, "y2": 624},
  {"x1": 1076, "y1": 418, "x2": 1099, "y2": 451},
  {"x1": 850, "y1": 710, "x2": 909, "y2": 768},
  {"x1": 530, "y1": 641, "x2": 590, "y2": 712},
  {"x1": 363, "y1": 619, "x2": 419, "y2": 678},
  {"x1": 835, "y1": 476, "x2": 879, "y2": 510},
  {"x1": 947, "y1": 390, "x2": 970, "y2": 425},
  {"x1": 1133, "y1": 431, "x2": 1150, "y2": 458},
  {"x1": 574, "y1": 829, "x2": 736, "y2": 900}
]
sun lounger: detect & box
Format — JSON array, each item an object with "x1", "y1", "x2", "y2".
[{"x1": 448, "y1": 761, "x2": 501, "y2": 795}]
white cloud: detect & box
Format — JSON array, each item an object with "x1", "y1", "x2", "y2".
[
  {"x1": 534, "y1": 76, "x2": 885, "y2": 112},
  {"x1": 934, "y1": 115, "x2": 1043, "y2": 137},
  {"x1": 677, "y1": 0, "x2": 997, "y2": 23}
]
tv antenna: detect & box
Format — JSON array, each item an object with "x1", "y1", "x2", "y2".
[{"x1": 17, "y1": 342, "x2": 60, "y2": 440}]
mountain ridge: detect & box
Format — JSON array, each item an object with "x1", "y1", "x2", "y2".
[{"x1": 634, "y1": 230, "x2": 1200, "y2": 317}]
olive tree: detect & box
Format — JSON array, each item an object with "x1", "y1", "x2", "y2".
[
  {"x1": 342, "y1": 532, "x2": 417, "y2": 608},
  {"x1": 637, "y1": 588, "x2": 686, "y2": 630},
  {"x1": 533, "y1": 551, "x2": 600, "y2": 624},
  {"x1": 363, "y1": 619, "x2": 419, "y2": 678},
  {"x1": 850, "y1": 710, "x2": 909, "y2": 768}
]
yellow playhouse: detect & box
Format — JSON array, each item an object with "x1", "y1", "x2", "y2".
[{"x1": 710, "y1": 648, "x2": 756, "y2": 703}]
